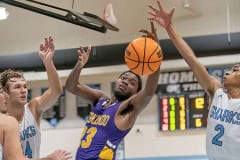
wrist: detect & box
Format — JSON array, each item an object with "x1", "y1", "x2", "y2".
[
  {"x1": 77, "y1": 60, "x2": 87, "y2": 68},
  {"x1": 42, "y1": 59, "x2": 54, "y2": 67},
  {"x1": 165, "y1": 23, "x2": 173, "y2": 32},
  {"x1": 76, "y1": 61, "x2": 84, "y2": 68}
]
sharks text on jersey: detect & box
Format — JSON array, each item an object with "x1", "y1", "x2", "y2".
[{"x1": 210, "y1": 106, "x2": 240, "y2": 125}]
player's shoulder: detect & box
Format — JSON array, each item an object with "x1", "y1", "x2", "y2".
[
  {"x1": 213, "y1": 88, "x2": 225, "y2": 96},
  {"x1": 27, "y1": 99, "x2": 39, "y2": 114},
  {"x1": 0, "y1": 115, "x2": 18, "y2": 129},
  {"x1": 5, "y1": 115, "x2": 18, "y2": 124}
]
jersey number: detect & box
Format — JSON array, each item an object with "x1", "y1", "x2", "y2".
[
  {"x1": 23, "y1": 141, "x2": 33, "y2": 158},
  {"x1": 80, "y1": 126, "x2": 97, "y2": 148},
  {"x1": 212, "y1": 124, "x2": 224, "y2": 146}
]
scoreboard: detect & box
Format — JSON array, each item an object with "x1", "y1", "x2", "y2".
[
  {"x1": 158, "y1": 65, "x2": 231, "y2": 131},
  {"x1": 159, "y1": 91, "x2": 208, "y2": 131},
  {"x1": 188, "y1": 91, "x2": 208, "y2": 129}
]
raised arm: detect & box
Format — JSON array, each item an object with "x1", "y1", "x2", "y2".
[
  {"x1": 122, "y1": 22, "x2": 162, "y2": 116},
  {"x1": 148, "y1": 0, "x2": 221, "y2": 97},
  {"x1": 30, "y1": 36, "x2": 63, "y2": 121},
  {"x1": 135, "y1": 22, "x2": 161, "y2": 111},
  {"x1": 116, "y1": 22, "x2": 162, "y2": 131},
  {"x1": 65, "y1": 46, "x2": 106, "y2": 104},
  {"x1": 130, "y1": 66, "x2": 161, "y2": 114}
]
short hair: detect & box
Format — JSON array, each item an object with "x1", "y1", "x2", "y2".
[
  {"x1": 119, "y1": 70, "x2": 142, "y2": 92},
  {"x1": 0, "y1": 69, "x2": 25, "y2": 90}
]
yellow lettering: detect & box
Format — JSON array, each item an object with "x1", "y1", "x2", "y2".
[{"x1": 87, "y1": 112, "x2": 110, "y2": 126}]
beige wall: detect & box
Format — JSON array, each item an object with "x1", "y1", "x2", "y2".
[{"x1": 0, "y1": 0, "x2": 239, "y2": 55}]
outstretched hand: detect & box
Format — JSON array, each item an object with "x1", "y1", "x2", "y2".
[
  {"x1": 47, "y1": 149, "x2": 72, "y2": 160},
  {"x1": 148, "y1": 0, "x2": 175, "y2": 28},
  {"x1": 39, "y1": 36, "x2": 55, "y2": 63},
  {"x1": 139, "y1": 21, "x2": 158, "y2": 42},
  {"x1": 77, "y1": 45, "x2": 91, "y2": 68}
]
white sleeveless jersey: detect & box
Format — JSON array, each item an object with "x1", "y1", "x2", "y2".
[
  {"x1": 0, "y1": 144, "x2": 2, "y2": 160},
  {"x1": 19, "y1": 104, "x2": 41, "y2": 158},
  {"x1": 206, "y1": 88, "x2": 240, "y2": 160}
]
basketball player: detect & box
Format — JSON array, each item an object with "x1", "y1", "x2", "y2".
[
  {"x1": 0, "y1": 36, "x2": 71, "y2": 159},
  {"x1": 65, "y1": 22, "x2": 162, "y2": 160},
  {"x1": 0, "y1": 111, "x2": 28, "y2": 160},
  {"x1": 0, "y1": 87, "x2": 7, "y2": 114},
  {"x1": 0, "y1": 84, "x2": 71, "y2": 160},
  {"x1": 0, "y1": 84, "x2": 25, "y2": 160},
  {"x1": 148, "y1": 0, "x2": 240, "y2": 159}
]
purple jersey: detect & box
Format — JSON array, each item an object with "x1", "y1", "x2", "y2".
[{"x1": 76, "y1": 99, "x2": 131, "y2": 160}]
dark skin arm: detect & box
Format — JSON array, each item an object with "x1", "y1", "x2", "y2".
[
  {"x1": 65, "y1": 46, "x2": 106, "y2": 104},
  {"x1": 115, "y1": 21, "x2": 163, "y2": 130},
  {"x1": 66, "y1": 22, "x2": 162, "y2": 131}
]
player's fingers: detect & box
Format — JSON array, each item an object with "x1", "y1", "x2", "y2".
[
  {"x1": 44, "y1": 38, "x2": 49, "y2": 47},
  {"x1": 77, "y1": 50, "x2": 83, "y2": 60},
  {"x1": 147, "y1": 17, "x2": 157, "y2": 23},
  {"x1": 79, "y1": 46, "x2": 85, "y2": 54},
  {"x1": 157, "y1": 0, "x2": 164, "y2": 11},
  {"x1": 139, "y1": 29, "x2": 151, "y2": 35},
  {"x1": 58, "y1": 150, "x2": 72, "y2": 159},
  {"x1": 48, "y1": 36, "x2": 52, "y2": 43},
  {"x1": 64, "y1": 151, "x2": 72, "y2": 157},
  {"x1": 169, "y1": 8, "x2": 176, "y2": 18},
  {"x1": 148, "y1": 4, "x2": 158, "y2": 13},
  {"x1": 40, "y1": 43, "x2": 44, "y2": 51},
  {"x1": 86, "y1": 45, "x2": 92, "y2": 55},
  {"x1": 150, "y1": 21, "x2": 156, "y2": 32},
  {"x1": 139, "y1": 29, "x2": 155, "y2": 39},
  {"x1": 49, "y1": 36, "x2": 54, "y2": 45}
]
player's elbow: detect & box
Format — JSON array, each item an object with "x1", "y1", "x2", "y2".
[
  {"x1": 144, "y1": 87, "x2": 157, "y2": 97},
  {"x1": 50, "y1": 87, "x2": 63, "y2": 98},
  {"x1": 56, "y1": 87, "x2": 63, "y2": 96}
]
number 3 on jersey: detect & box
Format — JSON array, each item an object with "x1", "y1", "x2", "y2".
[
  {"x1": 80, "y1": 126, "x2": 97, "y2": 148},
  {"x1": 212, "y1": 124, "x2": 224, "y2": 146}
]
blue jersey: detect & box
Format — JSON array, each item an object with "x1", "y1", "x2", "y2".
[{"x1": 76, "y1": 99, "x2": 131, "y2": 160}]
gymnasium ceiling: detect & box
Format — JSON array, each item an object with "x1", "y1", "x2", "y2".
[{"x1": 0, "y1": 0, "x2": 239, "y2": 55}]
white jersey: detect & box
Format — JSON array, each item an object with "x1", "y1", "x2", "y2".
[
  {"x1": 0, "y1": 144, "x2": 2, "y2": 160},
  {"x1": 19, "y1": 104, "x2": 41, "y2": 158},
  {"x1": 206, "y1": 88, "x2": 240, "y2": 160}
]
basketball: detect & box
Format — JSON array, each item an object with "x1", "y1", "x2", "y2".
[{"x1": 124, "y1": 37, "x2": 163, "y2": 76}]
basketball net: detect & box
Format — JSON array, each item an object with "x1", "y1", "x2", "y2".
[{"x1": 103, "y1": 2, "x2": 117, "y2": 25}]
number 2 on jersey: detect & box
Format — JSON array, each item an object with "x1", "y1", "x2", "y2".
[
  {"x1": 212, "y1": 124, "x2": 224, "y2": 146},
  {"x1": 80, "y1": 126, "x2": 97, "y2": 148}
]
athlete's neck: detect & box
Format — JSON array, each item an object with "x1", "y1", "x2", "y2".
[
  {"x1": 6, "y1": 104, "x2": 25, "y2": 123},
  {"x1": 226, "y1": 87, "x2": 240, "y2": 99}
]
